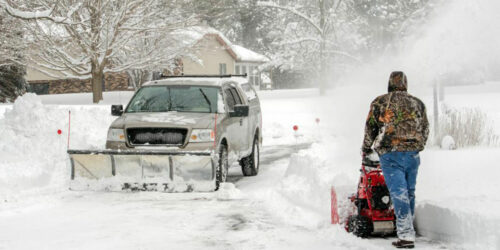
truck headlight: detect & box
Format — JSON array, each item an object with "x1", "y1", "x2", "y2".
[
  {"x1": 189, "y1": 129, "x2": 214, "y2": 142},
  {"x1": 107, "y1": 129, "x2": 125, "y2": 142}
]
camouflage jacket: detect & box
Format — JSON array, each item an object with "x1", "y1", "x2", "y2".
[{"x1": 362, "y1": 72, "x2": 430, "y2": 155}]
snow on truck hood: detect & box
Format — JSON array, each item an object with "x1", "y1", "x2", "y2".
[{"x1": 110, "y1": 112, "x2": 216, "y2": 129}]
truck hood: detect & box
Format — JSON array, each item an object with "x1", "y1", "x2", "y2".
[{"x1": 110, "y1": 112, "x2": 216, "y2": 129}]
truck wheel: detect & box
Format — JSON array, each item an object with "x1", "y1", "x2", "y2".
[
  {"x1": 240, "y1": 136, "x2": 259, "y2": 176},
  {"x1": 216, "y1": 145, "x2": 229, "y2": 191},
  {"x1": 347, "y1": 215, "x2": 373, "y2": 238}
]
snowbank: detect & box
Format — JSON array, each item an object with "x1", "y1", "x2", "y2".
[
  {"x1": 262, "y1": 141, "x2": 358, "y2": 229},
  {"x1": 214, "y1": 183, "x2": 244, "y2": 201},
  {"x1": 0, "y1": 94, "x2": 68, "y2": 200},
  {"x1": 0, "y1": 94, "x2": 114, "y2": 203},
  {"x1": 37, "y1": 91, "x2": 134, "y2": 105},
  {"x1": 415, "y1": 149, "x2": 500, "y2": 249}
]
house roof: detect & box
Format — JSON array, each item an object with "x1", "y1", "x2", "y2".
[
  {"x1": 178, "y1": 26, "x2": 270, "y2": 64},
  {"x1": 232, "y1": 45, "x2": 270, "y2": 63}
]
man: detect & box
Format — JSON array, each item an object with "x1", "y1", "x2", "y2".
[{"x1": 362, "y1": 71, "x2": 429, "y2": 249}]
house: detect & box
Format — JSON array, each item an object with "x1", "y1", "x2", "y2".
[
  {"x1": 25, "y1": 27, "x2": 270, "y2": 95},
  {"x1": 25, "y1": 69, "x2": 129, "y2": 95},
  {"x1": 178, "y1": 28, "x2": 270, "y2": 89}
]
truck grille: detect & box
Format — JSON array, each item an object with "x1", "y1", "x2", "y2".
[{"x1": 127, "y1": 128, "x2": 187, "y2": 146}]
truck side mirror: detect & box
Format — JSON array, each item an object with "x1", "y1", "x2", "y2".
[
  {"x1": 111, "y1": 105, "x2": 123, "y2": 116},
  {"x1": 229, "y1": 104, "x2": 249, "y2": 117}
]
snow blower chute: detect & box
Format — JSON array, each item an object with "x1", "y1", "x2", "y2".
[{"x1": 67, "y1": 149, "x2": 216, "y2": 192}]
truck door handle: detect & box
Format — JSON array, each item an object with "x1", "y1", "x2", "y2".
[{"x1": 239, "y1": 119, "x2": 243, "y2": 126}]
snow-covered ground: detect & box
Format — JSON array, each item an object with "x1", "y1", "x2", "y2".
[{"x1": 1, "y1": 86, "x2": 499, "y2": 249}]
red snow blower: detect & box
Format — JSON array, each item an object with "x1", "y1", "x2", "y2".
[{"x1": 341, "y1": 153, "x2": 396, "y2": 237}]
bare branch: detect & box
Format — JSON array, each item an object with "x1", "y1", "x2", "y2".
[{"x1": 257, "y1": 1, "x2": 323, "y2": 35}]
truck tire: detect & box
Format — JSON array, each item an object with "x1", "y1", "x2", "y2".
[
  {"x1": 347, "y1": 215, "x2": 373, "y2": 238},
  {"x1": 216, "y1": 145, "x2": 229, "y2": 190},
  {"x1": 240, "y1": 136, "x2": 259, "y2": 176}
]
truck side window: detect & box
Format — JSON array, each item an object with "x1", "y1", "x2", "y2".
[
  {"x1": 240, "y1": 83, "x2": 257, "y2": 100},
  {"x1": 230, "y1": 88, "x2": 242, "y2": 105},
  {"x1": 224, "y1": 88, "x2": 236, "y2": 111}
]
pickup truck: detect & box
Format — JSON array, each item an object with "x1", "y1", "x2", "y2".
[{"x1": 102, "y1": 75, "x2": 262, "y2": 190}]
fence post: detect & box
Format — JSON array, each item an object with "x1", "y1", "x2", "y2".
[{"x1": 433, "y1": 81, "x2": 440, "y2": 145}]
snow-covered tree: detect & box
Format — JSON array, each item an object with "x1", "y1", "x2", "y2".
[
  {"x1": 255, "y1": 0, "x2": 438, "y2": 91},
  {"x1": 1, "y1": 0, "x2": 197, "y2": 103},
  {"x1": 257, "y1": 0, "x2": 363, "y2": 94},
  {"x1": 0, "y1": 9, "x2": 27, "y2": 102},
  {"x1": 351, "y1": 0, "x2": 434, "y2": 58}
]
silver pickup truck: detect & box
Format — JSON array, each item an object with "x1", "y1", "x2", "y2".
[{"x1": 68, "y1": 75, "x2": 262, "y2": 191}]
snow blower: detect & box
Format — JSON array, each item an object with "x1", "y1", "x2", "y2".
[{"x1": 344, "y1": 153, "x2": 396, "y2": 237}]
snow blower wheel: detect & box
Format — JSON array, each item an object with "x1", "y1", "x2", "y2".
[{"x1": 347, "y1": 215, "x2": 373, "y2": 238}]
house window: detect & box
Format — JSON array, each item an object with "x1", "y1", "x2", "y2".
[
  {"x1": 27, "y1": 82, "x2": 49, "y2": 95},
  {"x1": 242, "y1": 66, "x2": 247, "y2": 75},
  {"x1": 219, "y1": 63, "x2": 227, "y2": 75},
  {"x1": 248, "y1": 65, "x2": 261, "y2": 87},
  {"x1": 235, "y1": 65, "x2": 240, "y2": 75}
]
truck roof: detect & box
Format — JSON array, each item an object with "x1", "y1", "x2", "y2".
[{"x1": 143, "y1": 75, "x2": 249, "y2": 87}]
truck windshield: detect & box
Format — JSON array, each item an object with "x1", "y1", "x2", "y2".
[{"x1": 126, "y1": 86, "x2": 219, "y2": 113}]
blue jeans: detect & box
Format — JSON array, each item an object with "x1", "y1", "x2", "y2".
[{"x1": 380, "y1": 151, "x2": 420, "y2": 241}]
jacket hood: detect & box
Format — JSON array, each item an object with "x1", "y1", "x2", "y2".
[{"x1": 388, "y1": 71, "x2": 408, "y2": 92}]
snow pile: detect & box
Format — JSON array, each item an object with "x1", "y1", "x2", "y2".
[
  {"x1": 214, "y1": 183, "x2": 244, "y2": 200},
  {"x1": 0, "y1": 94, "x2": 69, "y2": 200},
  {"x1": 440, "y1": 135, "x2": 456, "y2": 150},
  {"x1": 0, "y1": 94, "x2": 114, "y2": 202},
  {"x1": 415, "y1": 149, "x2": 500, "y2": 249},
  {"x1": 0, "y1": 105, "x2": 10, "y2": 119},
  {"x1": 277, "y1": 149, "x2": 330, "y2": 227},
  {"x1": 37, "y1": 91, "x2": 133, "y2": 105},
  {"x1": 259, "y1": 139, "x2": 359, "y2": 229}
]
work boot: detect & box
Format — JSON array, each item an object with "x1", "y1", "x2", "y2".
[{"x1": 392, "y1": 239, "x2": 415, "y2": 249}]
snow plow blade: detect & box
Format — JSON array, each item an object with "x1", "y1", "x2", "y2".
[{"x1": 67, "y1": 149, "x2": 216, "y2": 192}]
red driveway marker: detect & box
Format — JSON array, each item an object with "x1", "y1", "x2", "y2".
[
  {"x1": 331, "y1": 186, "x2": 340, "y2": 224},
  {"x1": 67, "y1": 110, "x2": 71, "y2": 149}
]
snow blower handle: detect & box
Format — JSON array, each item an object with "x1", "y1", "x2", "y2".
[
  {"x1": 361, "y1": 151, "x2": 381, "y2": 174},
  {"x1": 360, "y1": 153, "x2": 367, "y2": 174}
]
